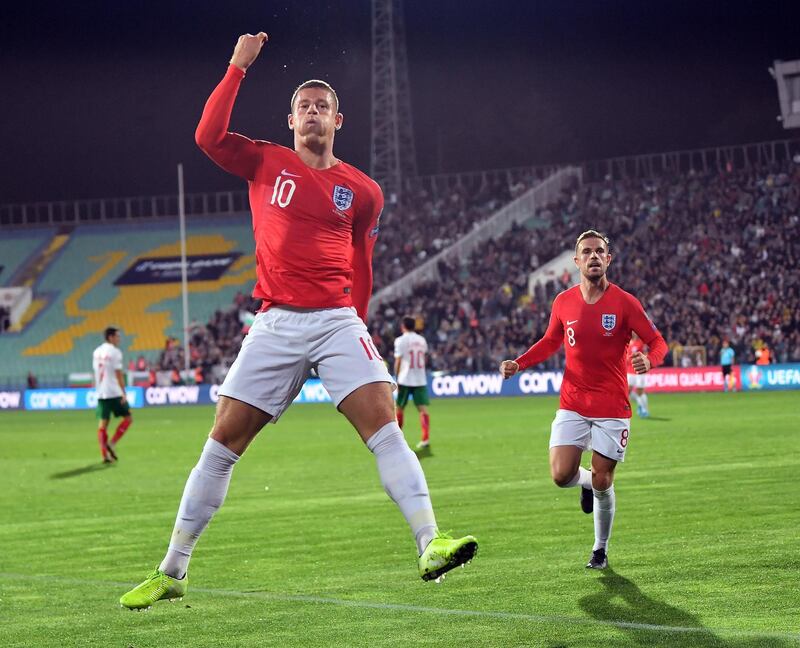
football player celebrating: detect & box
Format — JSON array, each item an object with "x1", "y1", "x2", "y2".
[
  {"x1": 120, "y1": 32, "x2": 477, "y2": 610},
  {"x1": 500, "y1": 230, "x2": 667, "y2": 570}
]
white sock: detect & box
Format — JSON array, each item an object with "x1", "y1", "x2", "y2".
[
  {"x1": 159, "y1": 438, "x2": 240, "y2": 578},
  {"x1": 561, "y1": 466, "x2": 593, "y2": 489},
  {"x1": 630, "y1": 391, "x2": 641, "y2": 407},
  {"x1": 367, "y1": 421, "x2": 437, "y2": 554},
  {"x1": 639, "y1": 393, "x2": 649, "y2": 412},
  {"x1": 592, "y1": 485, "x2": 616, "y2": 552}
]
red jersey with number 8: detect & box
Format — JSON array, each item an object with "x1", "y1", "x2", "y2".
[{"x1": 514, "y1": 283, "x2": 667, "y2": 418}]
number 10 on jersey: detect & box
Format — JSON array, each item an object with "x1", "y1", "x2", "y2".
[{"x1": 271, "y1": 176, "x2": 296, "y2": 208}]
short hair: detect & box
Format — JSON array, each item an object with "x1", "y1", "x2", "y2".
[
  {"x1": 402, "y1": 316, "x2": 416, "y2": 331},
  {"x1": 291, "y1": 79, "x2": 339, "y2": 112},
  {"x1": 104, "y1": 326, "x2": 119, "y2": 341},
  {"x1": 575, "y1": 229, "x2": 610, "y2": 255}
]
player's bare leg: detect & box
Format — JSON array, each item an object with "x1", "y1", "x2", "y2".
[
  {"x1": 587, "y1": 451, "x2": 617, "y2": 569},
  {"x1": 159, "y1": 397, "x2": 271, "y2": 578},
  {"x1": 549, "y1": 445, "x2": 593, "y2": 513},
  {"x1": 339, "y1": 382, "x2": 477, "y2": 580}
]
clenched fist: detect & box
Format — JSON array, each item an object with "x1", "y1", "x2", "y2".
[
  {"x1": 630, "y1": 351, "x2": 651, "y2": 374},
  {"x1": 230, "y1": 32, "x2": 268, "y2": 71},
  {"x1": 499, "y1": 360, "x2": 519, "y2": 379}
]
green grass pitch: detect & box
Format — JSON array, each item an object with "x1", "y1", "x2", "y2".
[{"x1": 1, "y1": 391, "x2": 799, "y2": 647}]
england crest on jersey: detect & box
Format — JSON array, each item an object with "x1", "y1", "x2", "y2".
[
  {"x1": 333, "y1": 185, "x2": 354, "y2": 210},
  {"x1": 601, "y1": 313, "x2": 617, "y2": 331}
]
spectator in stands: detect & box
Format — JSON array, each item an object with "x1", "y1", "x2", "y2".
[
  {"x1": 369, "y1": 159, "x2": 799, "y2": 376},
  {"x1": 0, "y1": 306, "x2": 10, "y2": 332}
]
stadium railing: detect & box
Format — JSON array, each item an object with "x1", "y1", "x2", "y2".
[
  {"x1": 370, "y1": 166, "x2": 581, "y2": 308},
  {"x1": 2, "y1": 137, "x2": 798, "y2": 228}
]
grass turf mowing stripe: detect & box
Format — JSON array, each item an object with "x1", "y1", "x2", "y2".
[{"x1": 2, "y1": 572, "x2": 797, "y2": 643}]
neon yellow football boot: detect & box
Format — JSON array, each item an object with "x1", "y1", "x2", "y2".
[
  {"x1": 418, "y1": 530, "x2": 478, "y2": 582},
  {"x1": 120, "y1": 568, "x2": 187, "y2": 610}
]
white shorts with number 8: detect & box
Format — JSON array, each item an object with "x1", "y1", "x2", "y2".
[{"x1": 549, "y1": 409, "x2": 631, "y2": 462}]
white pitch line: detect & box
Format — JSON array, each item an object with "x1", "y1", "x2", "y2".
[{"x1": 1, "y1": 572, "x2": 798, "y2": 643}]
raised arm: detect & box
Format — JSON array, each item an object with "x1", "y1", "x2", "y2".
[
  {"x1": 500, "y1": 306, "x2": 564, "y2": 378},
  {"x1": 195, "y1": 33, "x2": 268, "y2": 180}
]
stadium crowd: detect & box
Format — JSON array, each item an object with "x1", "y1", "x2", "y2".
[
  {"x1": 372, "y1": 169, "x2": 550, "y2": 289},
  {"x1": 153, "y1": 159, "x2": 800, "y2": 379},
  {"x1": 367, "y1": 159, "x2": 800, "y2": 372}
]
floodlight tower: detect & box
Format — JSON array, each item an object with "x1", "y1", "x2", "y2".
[
  {"x1": 371, "y1": 0, "x2": 418, "y2": 204},
  {"x1": 770, "y1": 59, "x2": 800, "y2": 129}
]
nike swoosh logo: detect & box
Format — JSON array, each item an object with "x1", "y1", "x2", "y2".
[
  {"x1": 567, "y1": 320, "x2": 578, "y2": 325},
  {"x1": 280, "y1": 169, "x2": 302, "y2": 177}
]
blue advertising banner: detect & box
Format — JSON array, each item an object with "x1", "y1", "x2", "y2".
[
  {"x1": 14, "y1": 365, "x2": 797, "y2": 412},
  {"x1": 114, "y1": 253, "x2": 242, "y2": 285},
  {"x1": 429, "y1": 370, "x2": 563, "y2": 398},
  {"x1": 24, "y1": 387, "x2": 144, "y2": 411},
  {"x1": 740, "y1": 363, "x2": 800, "y2": 391},
  {"x1": 0, "y1": 390, "x2": 23, "y2": 410}
]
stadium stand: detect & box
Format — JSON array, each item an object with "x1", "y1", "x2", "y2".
[
  {"x1": 370, "y1": 159, "x2": 800, "y2": 373},
  {"x1": 2, "y1": 140, "x2": 798, "y2": 387},
  {"x1": 0, "y1": 219, "x2": 257, "y2": 386}
]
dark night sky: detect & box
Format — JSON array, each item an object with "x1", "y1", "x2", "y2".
[{"x1": 1, "y1": 0, "x2": 799, "y2": 204}]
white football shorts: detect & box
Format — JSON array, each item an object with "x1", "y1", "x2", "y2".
[
  {"x1": 627, "y1": 372, "x2": 646, "y2": 389},
  {"x1": 218, "y1": 306, "x2": 395, "y2": 422},
  {"x1": 549, "y1": 409, "x2": 631, "y2": 462}
]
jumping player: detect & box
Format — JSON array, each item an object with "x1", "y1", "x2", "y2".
[
  {"x1": 393, "y1": 317, "x2": 432, "y2": 455},
  {"x1": 92, "y1": 327, "x2": 132, "y2": 463},
  {"x1": 120, "y1": 32, "x2": 476, "y2": 610},
  {"x1": 626, "y1": 332, "x2": 649, "y2": 417},
  {"x1": 500, "y1": 230, "x2": 667, "y2": 570}
]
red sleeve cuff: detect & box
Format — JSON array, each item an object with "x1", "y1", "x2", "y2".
[{"x1": 227, "y1": 64, "x2": 246, "y2": 79}]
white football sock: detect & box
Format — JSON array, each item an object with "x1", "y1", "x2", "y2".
[
  {"x1": 592, "y1": 485, "x2": 616, "y2": 551},
  {"x1": 639, "y1": 393, "x2": 649, "y2": 412},
  {"x1": 560, "y1": 466, "x2": 593, "y2": 489},
  {"x1": 159, "y1": 438, "x2": 240, "y2": 578},
  {"x1": 367, "y1": 421, "x2": 437, "y2": 554},
  {"x1": 629, "y1": 391, "x2": 642, "y2": 407}
]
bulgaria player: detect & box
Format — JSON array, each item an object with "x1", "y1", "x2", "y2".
[
  {"x1": 120, "y1": 32, "x2": 476, "y2": 610},
  {"x1": 499, "y1": 230, "x2": 667, "y2": 570},
  {"x1": 393, "y1": 317, "x2": 432, "y2": 455},
  {"x1": 92, "y1": 327, "x2": 132, "y2": 463},
  {"x1": 626, "y1": 332, "x2": 650, "y2": 417}
]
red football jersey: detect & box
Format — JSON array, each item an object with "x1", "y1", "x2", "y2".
[
  {"x1": 514, "y1": 283, "x2": 667, "y2": 418},
  {"x1": 196, "y1": 65, "x2": 384, "y2": 321}
]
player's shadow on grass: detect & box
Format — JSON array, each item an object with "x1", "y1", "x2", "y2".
[
  {"x1": 641, "y1": 416, "x2": 671, "y2": 422},
  {"x1": 578, "y1": 568, "x2": 792, "y2": 648},
  {"x1": 50, "y1": 463, "x2": 113, "y2": 480}
]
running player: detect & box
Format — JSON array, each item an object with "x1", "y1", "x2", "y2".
[
  {"x1": 92, "y1": 327, "x2": 132, "y2": 463},
  {"x1": 120, "y1": 32, "x2": 476, "y2": 610},
  {"x1": 500, "y1": 229, "x2": 667, "y2": 570},
  {"x1": 394, "y1": 317, "x2": 432, "y2": 455},
  {"x1": 626, "y1": 332, "x2": 649, "y2": 417}
]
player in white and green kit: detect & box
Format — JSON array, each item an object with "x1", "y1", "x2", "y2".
[
  {"x1": 394, "y1": 317, "x2": 432, "y2": 454},
  {"x1": 92, "y1": 327, "x2": 132, "y2": 463}
]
